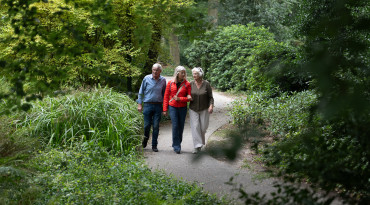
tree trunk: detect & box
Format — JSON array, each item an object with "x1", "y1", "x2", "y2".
[
  {"x1": 169, "y1": 29, "x2": 180, "y2": 66},
  {"x1": 143, "y1": 21, "x2": 162, "y2": 77},
  {"x1": 208, "y1": 0, "x2": 219, "y2": 27}
]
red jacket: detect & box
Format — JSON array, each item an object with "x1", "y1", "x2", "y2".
[{"x1": 163, "y1": 80, "x2": 191, "y2": 111}]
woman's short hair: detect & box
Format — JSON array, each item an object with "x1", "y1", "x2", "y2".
[
  {"x1": 173, "y1": 66, "x2": 187, "y2": 82},
  {"x1": 152, "y1": 63, "x2": 162, "y2": 71},
  {"x1": 192, "y1": 67, "x2": 204, "y2": 77}
]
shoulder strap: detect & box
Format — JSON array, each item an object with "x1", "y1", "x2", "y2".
[{"x1": 169, "y1": 82, "x2": 185, "y2": 102}]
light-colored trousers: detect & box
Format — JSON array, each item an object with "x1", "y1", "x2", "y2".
[{"x1": 189, "y1": 108, "x2": 210, "y2": 148}]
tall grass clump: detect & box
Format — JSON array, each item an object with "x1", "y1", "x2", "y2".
[{"x1": 16, "y1": 88, "x2": 143, "y2": 154}]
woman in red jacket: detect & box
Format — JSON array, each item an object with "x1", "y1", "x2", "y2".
[{"x1": 163, "y1": 66, "x2": 192, "y2": 154}]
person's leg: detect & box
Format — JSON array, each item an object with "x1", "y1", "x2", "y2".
[
  {"x1": 169, "y1": 106, "x2": 181, "y2": 152},
  {"x1": 177, "y1": 106, "x2": 187, "y2": 149},
  {"x1": 143, "y1": 104, "x2": 154, "y2": 148},
  {"x1": 189, "y1": 109, "x2": 203, "y2": 149},
  {"x1": 199, "y1": 109, "x2": 210, "y2": 145},
  {"x1": 151, "y1": 104, "x2": 162, "y2": 148}
]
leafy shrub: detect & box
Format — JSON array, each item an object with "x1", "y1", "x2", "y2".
[
  {"x1": 231, "y1": 90, "x2": 317, "y2": 136},
  {"x1": 263, "y1": 120, "x2": 370, "y2": 203},
  {"x1": 25, "y1": 142, "x2": 225, "y2": 204},
  {"x1": 230, "y1": 91, "x2": 271, "y2": 126},
  {"x1": 184, "y1": 24, "x2": 303, "y2": 93},
  {"x1": 15, "y1": 88, "x2": 143, "y2": 154},
  {"x1": 185, "y1": 24, "x2": 271, "y2": 91},
  {"x1": 262, "y1": 91, "x2": 318, "y2": 136},
  {"x1": 231, "y1": 90, "x2": 370, "y2": 203}
]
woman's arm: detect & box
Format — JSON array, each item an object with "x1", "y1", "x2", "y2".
[
  {"x1": 207, "y1": 82, "x2": 214, "y2": 113},
  {"x1": 177, "y1": 81, "x2": 192, "y2": 102},
  {"x1": 163, "y1": 81, "x2": 172, "y2": 112}
]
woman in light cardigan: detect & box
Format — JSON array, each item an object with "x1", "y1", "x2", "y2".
[
  {"x1": 189, "y1": 67, "x2": 214, "y2": 154},
  {"x1": 163, "y1": 66, "x2": 192, "y2": 154}
]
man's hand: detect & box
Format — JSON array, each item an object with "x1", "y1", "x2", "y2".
[
  {"x1": 138, "y1": 104, "x2": 143, "y2": 112},
  {"x1": 163, "y1": 111, "x2": 167, "y2": 116}
]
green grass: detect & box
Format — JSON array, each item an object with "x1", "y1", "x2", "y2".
[{"x1": 16, "y1": 88, "x2": 143, "y2": 154}]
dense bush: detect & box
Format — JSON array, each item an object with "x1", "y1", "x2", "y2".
[
  {"x1": 184, "y1": 24, "x2": 303, "y2": 92},
  {"x1": 218, "y1": 0, "x2": 299, "y2": 42},
  {"x1": 263, "y1": 122, "x2": 369, "y2": 203},
  {"x1": 231, "y1": 90, "x2": 370, "y2": 203},
  {"x1": 15, "y1": 88, "x2": 143, "y2": 154},
  {"x1": 231, "y1": 90, "x2": 317, "y2": 136}
]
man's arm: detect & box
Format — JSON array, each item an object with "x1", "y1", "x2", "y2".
[{"x1": 137, "y1": 78, "x2": 146, "y2": 112}]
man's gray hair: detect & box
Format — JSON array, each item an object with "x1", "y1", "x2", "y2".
[
  {"x1": 153, "y1": 63, "x2": 162, "y2": 71},
  {"x1": 192, "y1": 67, "x2": 204, "y2": 77}
]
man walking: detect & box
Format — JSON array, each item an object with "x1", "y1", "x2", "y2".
[{"x1": 137, "y1": 63, "x2": 167, "y2": 152}]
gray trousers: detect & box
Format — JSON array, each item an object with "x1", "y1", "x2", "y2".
[{"x1": 189, "y1": 109, "x2": 210, "y2": 148}]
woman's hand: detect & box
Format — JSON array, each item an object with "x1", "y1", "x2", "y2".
[
  {"x1": 163, "y1": 111, "x2": 167, "y2": 116},
  {"x1": 187, "y1": 95, "x2": 193, "y2": 101},
  {"x1": 208, "y1": 105, "x2": 213, "y2": 114}
]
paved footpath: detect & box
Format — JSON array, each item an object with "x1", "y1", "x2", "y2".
[{"x1": 143, "y1": 84, "x2": 277, "y2": 203}]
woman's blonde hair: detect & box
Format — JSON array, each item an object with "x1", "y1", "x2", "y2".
[{"x1": 173, "y1": 66, "x2": 187, "y2": 83}]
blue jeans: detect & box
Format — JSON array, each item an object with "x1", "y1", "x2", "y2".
[
  {"x1": 169, "y1": 106, "x2": 187, "y2": 151},
  {"x1": 143, "y1": 104, "x2": 162, "y2": 147}
]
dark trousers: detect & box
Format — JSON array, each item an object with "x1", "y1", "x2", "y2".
[
  {"x1": 169, "y1": 106, "x2": 187, "y2": 151},
  {"x1": 143, "y1": 104, "x2": 162, "y2": 147}
]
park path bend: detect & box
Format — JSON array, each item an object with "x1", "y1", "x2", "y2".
[{"x1": 143, "y1": 80, "x2": 276, "y2": 203}]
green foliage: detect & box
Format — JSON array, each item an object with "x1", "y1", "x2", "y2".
[
  {"x1": 15, "y1": 88, "x2": 143, "y2": 154},
  {"x1": 184, "y1": 24, "x2": 300, "y2": 92},
  {"x1": 0, "y1": 0, "x2": 118, "y2": 111},
  {"x1": 263, "y1": 124, "x2": 369, "y2": 204},
  {"x1": 231, "y1": 90, "x2": 318, "y2": 136},
  {"x1": 1, "y1": 141, "x2": 225, "y2": 204},
  {"x1": 229, "y1": 181, "x2": 335, "y2": 205},
  {"x1": 0, "y1": 118, "x2": 39, "y2": 166},
  {"x1": 231, "y1": 89, "x2": 370, "y2": 203},
  {"x1": 282, "y1": 0, "x2": 370, "y2": 202},
  {"x1": 218, "y1": 0, "x2": 299, "y2": 41},
  {"x1": 0, "y1": 87, "x2": 225, "y2": 204},
  {"x1": 0, "y1": 0, "x2": 195, "y2": 112},
  {"x1": 0, "y1": 113, "x2": 41, "y2": 204},
  {"x1": 296, "y1": 0, "x2": 370, "y2": 129},
  {"x1": 19, "y1": 143, "x2": 225, "y2": 204},
  {"x1": 171, "y1": 0, "x2": 209, "y2": 42},
  {"x1": 161, "y1": 65, "x2": 193, "y2": 79}
]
